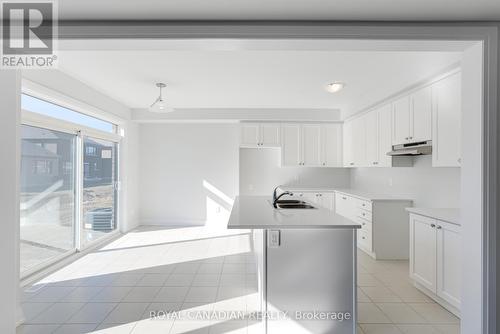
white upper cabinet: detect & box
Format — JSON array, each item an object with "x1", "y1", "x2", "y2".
[
  {"x1": 240, "y1": 123, "x2": 260, "y2": 146},
  {"x1": 282, "y1": 123, "x2": 342, "y2": 167},
  {"x1": 322, "y1": 124, "x2": 343, "y2": 167},
  {"x1": 352, "y1": 116, "x2": 367, "y2": 167},
  {"x1": 240, "y1": 123, "x2": 280, "y2": 147},
  {"x1": 411, "y1": 86, "x2": 433, "y2": 142},
  {"x1": 392, "y1": 95, "x2": 411, "y2": 145},
  {"x1": 377, "y1": 104, "x2": 394, "y2": 167},
  {"x1": 281, "y1": 124, "x2": 302, "y2": 166},
  {"x1": 365, "y1": 110, "x2": 379, "y2": 167},
  {"x1": 342, "y1": 121, "x2": 354, "y2": 167},
  {"x1": 392, "y1": 86, "x2": 432, "y2": 145},
  {"x1": 260, "y1": 123, "x2": 281, "y2": 147},
  {"x1": 302, "y1": 125, "x2": 322, "y2": 166},
  {"x1": 432, "y1": 71, "x2": 462, "y2": 167}
]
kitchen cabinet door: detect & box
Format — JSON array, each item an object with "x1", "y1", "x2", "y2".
[
  {"x1": 335, "y1": 193, "x2": 355, "y2": 219},
  {"x1": 343, "y1": 121, "x2": 354, "y2": 167},
  {"x1": 261, "y1": 124, "x2": 281, "y2": 147},
  {"x1": 321, "y1": 192, "x2": 335, "y2": 211},
  {"x1": 410, "y1": 214, "x2": 437, "y2": 293},
  {"x1": 377, "y1": 104, "x2": 393, "y2": 167},
  {"x1": 365, "y1": 111, "x2": 379, "y2": 167},
  {"x1": 436, "y1": 221, "x2": 461, "y2": 309},
  {"x1": 240, "y1": 123, "x2": 260, "y2": 146},
  {"x1": 432, "y1": 72, "x2": 462, "y2": 167},
  {"x1": 322, "y1": 124, "x2": 342, "y2": 167},
  {"x1": 392, "y1": 95, "x2": 411, "y2": 145},
  {"x1": 411, "y1": 86, "x2": 432, "y2": 143},
  {"x1": 352, "y1": 116, "x2": 367, "y2": 167},
  {"x1": 281, "y1": 124, "x2": 302, "y2": 166},
  {"x1": 302, "y1": 125, "x2": 322, "y2": 166}
]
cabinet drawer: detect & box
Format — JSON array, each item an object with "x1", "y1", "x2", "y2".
[
  {"x1": 358, "y1": 230, "x2": 372, "y2": 251},
  {"x1": 355, "y1": 216, "x2": 372, "y2": 232},
  {"x1": 357, "y1": 208, "x2": 372, "y2": 222},
  {"x1": 356, "y1": 199, "x2": 372, "y2": 212}
]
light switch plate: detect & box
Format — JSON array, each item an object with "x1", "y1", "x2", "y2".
[{"x1": 268, "y1": 230, "x2": 280, "y2": 248}]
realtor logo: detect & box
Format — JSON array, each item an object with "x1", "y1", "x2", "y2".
[{"x1": 1, "y1": 1, "x2": 57, "y2": 68}]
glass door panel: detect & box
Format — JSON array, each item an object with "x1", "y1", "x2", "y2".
[
  {"x1": 20, "y1": 125, "x2": 76, "y2": 274},
  {"x1": 82, "y1": 137, "x2": 117, "y2": 246}
]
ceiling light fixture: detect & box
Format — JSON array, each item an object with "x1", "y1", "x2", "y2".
[
  {"x1": 326, "y1": 82, "x2": 346, "y2": 93},
  {"x1": 150, "y1": 83, "x2": 173, "y2": 113}
]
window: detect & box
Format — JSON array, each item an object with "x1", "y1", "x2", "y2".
[
  {"x1": 82, "y1": 137, "x2": 118, "y2": 246},
  {"x1": 85, "y1": 146, "x2": 97, "y2": 156},
  {"x1": 22, "y1": 94, "x2": 115, "y2": 133},
  {"x1": 20, "y1": 93, "x2": 120, "y2": 277}
]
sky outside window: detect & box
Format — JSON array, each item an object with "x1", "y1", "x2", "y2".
[{"x1": 21, "y1": 94, "x2": 115, "y2": 133}]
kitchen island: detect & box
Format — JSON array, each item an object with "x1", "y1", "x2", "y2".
[{"x1": 228, "y1": 196, "x2": 361, "y2": 334}]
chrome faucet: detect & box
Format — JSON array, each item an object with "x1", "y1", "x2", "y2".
[{"x1": 273, "y1": 186, "x2": 293, "y2": 208}]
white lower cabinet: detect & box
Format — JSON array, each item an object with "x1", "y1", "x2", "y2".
[
  {"x1": 409, "y1": 213, "x2": 461, "y2": 314},
  {"x1": 335, "y1": 192, "x2": 411, "y2": 260}
]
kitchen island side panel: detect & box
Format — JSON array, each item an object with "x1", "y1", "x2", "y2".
[{"x1": 266, "y1": 228, "x2": 357, "y2": 334}]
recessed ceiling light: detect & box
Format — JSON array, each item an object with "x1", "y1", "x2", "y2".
[{"x1": 326, "y1": 82, "x2": 346, "y2": 93}]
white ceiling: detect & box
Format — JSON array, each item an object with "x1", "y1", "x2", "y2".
[
  {"x1": 58, "y1": 0, "x2": 500, "y2": 20},
  {"x1": 57, "y1": 48, "x2": 462, "y2": 119}
]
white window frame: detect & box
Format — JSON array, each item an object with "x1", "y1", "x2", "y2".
[{"x1": 20, "y1": 86, "x2": 122, "y2": 278}]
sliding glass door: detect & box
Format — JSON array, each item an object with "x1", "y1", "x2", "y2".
[
  {"x1": 20, "y1": 93, "x2": 120, "y2": 277},
  {"x1": 82, "y1": 137, "x2": 118, "y2": 246},
  {"x1": 20, "y1": 125, "x2": 76, "y2": 273}
]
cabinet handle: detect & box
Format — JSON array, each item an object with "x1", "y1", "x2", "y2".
[
  {"x1": 373, "y1": 162, "x2": 378, "y2": 165},
  {"x1": 430, "y1": 224, "x2": 436, "y2": 228},
  {"x1": 362, "y1": 222, "x2": 366, "y2": 226},
  {"x1": 362, "y1": 236, "x2": 366, "y2": 240},
  {"x1": 362, "y1": 203, "x2": 366, "y2": 207},
  {"x1": 409, "y1": 136, "x2": 413, "y2": 139},
  {"x1": 436, "y1": 225, "x2": 442, "y2": 229},
  {"x1": 457, "y1": 158, "x2": 462, "y2": 163},
  {"x1": 350, "y1": 162, "x2": 354, "y2": 166},
  {"x1": 405, "y1": 137, "x2": 409, "y2": 140},
  {"x1": 342, "y1": 197, "x2": 347, "y2": 200},
  {"x1": 362, "y1": 213, "x2": 366, "y2": 216},
  {"x1": 322, "y1": 162, "x2": 326, "y2": 166}
]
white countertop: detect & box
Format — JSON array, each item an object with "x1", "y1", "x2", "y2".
[
  {"x1": 406, "y1": 208, "x2": 460, "y2": 226},
  {"x1": 227, "y1": 196, "x2": 361, "y2": 229},
  {"x1": 279, "y1": 185, "x2": 413, "y2": 202}
]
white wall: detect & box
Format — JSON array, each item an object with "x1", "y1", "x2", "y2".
[
  {"x1": 239, "y1": 148, "x2": 350, "y2": 195},
  {"x1": 350, "y1": 155, "x2": 461, "y2": 207},
  {"x1": 138, "y1": 123, "x2": 239, "y2": 226},
  {"x1": 0, "y1": 71, "x2": 21, "y2": 333}
]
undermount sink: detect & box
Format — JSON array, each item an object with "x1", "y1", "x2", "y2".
[
  {"x1": 272, "y1": 200, "x2": 316, "y2": 209},
  {"x1": 275, "y1": 199, "x2": 307, "y2": 204},
  {"x1": 276, "y1": 203, "x2": 316, "y2": 209}
]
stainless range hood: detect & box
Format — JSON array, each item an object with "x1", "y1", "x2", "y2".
[{"x1": 387, "y1": 140, "x2": 432, "y2": 156}]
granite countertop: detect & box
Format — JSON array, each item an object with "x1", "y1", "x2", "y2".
[
  {"x1": 279, "y1": 185, "x2": 413, "y2": 202},
  {"x1": 406, "y1": 208, "x2": 460, "y2": 226},
  {"x1": 227, "y1": 196, "x2": 361, "y2": 229}
]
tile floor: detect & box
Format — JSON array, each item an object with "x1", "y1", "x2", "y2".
[{"x1": 18, "y1": 226, "x2": 460, "y2": 334}]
